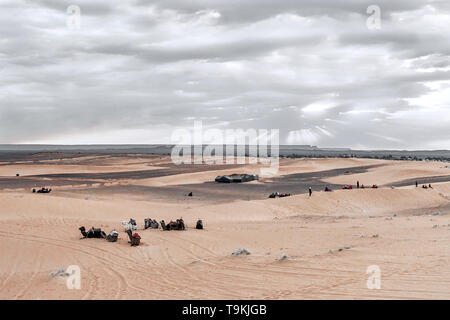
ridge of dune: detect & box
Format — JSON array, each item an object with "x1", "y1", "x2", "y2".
[
  {"x1": 323, "y1": 160, "x2": 450, "y2": 186},
  {"x1": 128, "y1": 158, "x2": 387, "y2": 187},
  {"x1": 1, "y1": 183, "x2": 448, "y2": 224}
]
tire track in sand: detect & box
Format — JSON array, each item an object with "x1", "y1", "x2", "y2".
[{"x1": 0, "y1": 231, "x2": 159, "y2": 298}]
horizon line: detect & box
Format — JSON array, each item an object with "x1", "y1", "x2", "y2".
[{"x1": 0, "y1": 143, "x2": 449, "y2": 152}]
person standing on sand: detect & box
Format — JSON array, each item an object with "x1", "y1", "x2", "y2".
[
  {"x1": 416, "y1": 181, "x2": 418, "y2": 187},
  {"x1": 309, "y1": 187, "x2": 312, "y2": 197},
  {"x1": 357, "y1": 181, "x2": 360, "y2": 188}
]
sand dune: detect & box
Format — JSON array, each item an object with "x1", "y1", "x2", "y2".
[
  {"x1": 0, "y1": 156, "x2": 449, "y2": 299},
  {"x1": 0, "y1": 164, "x2": 167, "y2": 177},
  {"x1": 324, "y1": 160, "x2": 450, "y2": 186}
]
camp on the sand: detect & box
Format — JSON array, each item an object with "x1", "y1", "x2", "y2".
[
  {"x1": 215, "y1": 173, "x2": 258, "y2": 183},
  {"x1": 33, "y1": 187, "x2": 52, "y2": 194},
  {"x1": 268, "y1": 192, "x2": 291, "y2": 198}
]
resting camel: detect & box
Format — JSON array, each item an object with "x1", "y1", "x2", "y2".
[
  {"x1": 144, "y1": 218, "x2": 159, "y2": 229},
  {"x1": 125, "y1": 229, "x2": 141, "y2": 246},
  {"x1": 106, "y1": 230, "x2": 119, "y2": 242},
  {"x1": 79, "y1": 226, "x2": 106, "y2": 239},
  {"x1": 160, "y1": 219, "x2": 185, "y2": 231}
]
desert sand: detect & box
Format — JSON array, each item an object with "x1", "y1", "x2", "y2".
[{"x1": 0, "y1": 154, "x2": 449, "y2": 299}]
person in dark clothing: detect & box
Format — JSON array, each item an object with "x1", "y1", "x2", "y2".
[
  {"x1": 309, "y1": 187, "x2": 312, "y2": 197},
  {"x1": 357, "y1": 181, "x2": 360, "y2": 188},
  {"x1": 416, "y1": 181, "x2": 418, "y2": 187},
  {"x1": 196, "y1": 219, "x2": 203, "y2": 230}
]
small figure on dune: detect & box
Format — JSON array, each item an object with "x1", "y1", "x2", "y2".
[
  {"x1": 309, "y1": 187, "x2": 312, "y2": 197},
  {"x1": 357, "y1": 181, "x2": 360, "y2": 188},
  {"x1": 196, "y1": 219, "x2": 203, "y2": 230},
  {"x1": 324, "y1": 186, "x2": 332, "y2": 192}
]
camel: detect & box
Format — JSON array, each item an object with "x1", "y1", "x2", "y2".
[
  {"x1": 122, "y1": 219, "x2": 138, "y2": 231},
  {"x1": 106, "y1": 230, "x2": 119, "y2": 242},
  {"x1": 160, "y1": 218, "x2": 185, "y2": 231},
  {"x1": 125, "y1": 229, "x2": 141, "y2": 246},
  {"x1": 79, "y1": 226, "x2": 106, "y2": 239},
  {"x1": 144, "y1": 218, "x2": 159, "y2": 229}
]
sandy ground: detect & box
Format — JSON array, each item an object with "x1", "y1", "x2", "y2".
[
  {"x1": 323, "y1": 160, "x2": 450, "y2": 186},
  {"x1": 0, "y1": 155, "x2": 449, "y2": 300}
]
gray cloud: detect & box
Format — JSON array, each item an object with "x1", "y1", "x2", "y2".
[{"x1": 0, "y1": 0, "x2": 449, "y2": 148}]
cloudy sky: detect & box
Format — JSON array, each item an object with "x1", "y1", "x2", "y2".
[{"x1": 1, "y1": 0, "x2": 449, "y2": 149}]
